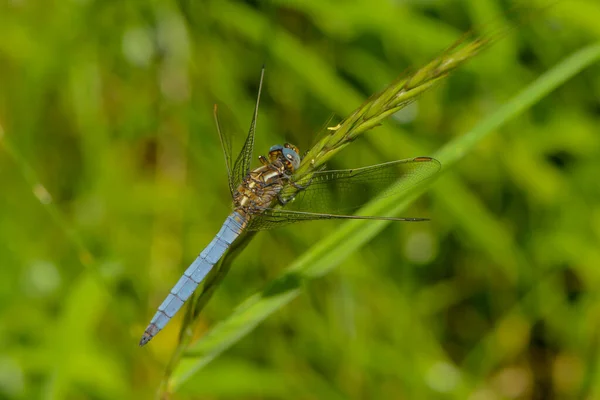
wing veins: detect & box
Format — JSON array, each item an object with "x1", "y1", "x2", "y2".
[
  {"x1": 281, "y1": 157, "x2": 440, "y2": 214},
  {"x1": 232, "y1": 67, "x2": 265, "y2": 189},
  {"x1": 214, "y1": 104, "x2": 236, "y2": 196},
  {"x1": 247, "y1": 208, "x2": 428, "y2": 231},
  {"x1": 248, "y1": 157, "x2": 440, "y2": 230}
]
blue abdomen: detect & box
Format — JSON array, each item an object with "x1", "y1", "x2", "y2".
[{"x1": 139, "y1": 212, "x2": 246, "y2": 346}]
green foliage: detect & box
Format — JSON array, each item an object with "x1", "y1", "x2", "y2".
[{"x1": 1, "y1": 0, "x2": 599, "y2": 399}]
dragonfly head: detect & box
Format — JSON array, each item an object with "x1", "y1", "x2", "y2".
[{"x1": 268, "y1": 143, "x2": 301, "y2": 172}]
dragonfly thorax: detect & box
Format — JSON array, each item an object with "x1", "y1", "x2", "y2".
[{"x1": 233, "y1": 143, "x2": 300, "y2": 215}]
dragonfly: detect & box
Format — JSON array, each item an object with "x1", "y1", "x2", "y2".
[{"x1": 139, "y1": 68, "x2": 441, "y2": 346}]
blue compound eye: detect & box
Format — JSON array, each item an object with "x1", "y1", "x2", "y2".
[
  {"x1": 269, "y1": 144, "x2": 284, "y2": 153},
  {"x1": 282, "y1": 148, "x2": 301, "y2": 170}
]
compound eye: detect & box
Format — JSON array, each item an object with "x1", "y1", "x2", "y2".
[
  {"x1": 269, "y1": 144, "x2": 284, "y2": 153},
  {"x1": 282, "y1": 148, "x2": 300, "y2": 170},
  {"x1": 284, "y1": 143, "x2": 300, "y2": 155}
]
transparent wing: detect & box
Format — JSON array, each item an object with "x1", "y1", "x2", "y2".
[
  {"x1": 213, "y1": 103, "x2": 237, "y2": 196},
  {"x1": 247, "y1": 209, "x2": 429, "y2": 231},
  {"x1": 246, "y1": 156, "x2": 441, "y2": 231},
  {"x1": 232, "y1": 67, "x2": 265, "y2": 191},
  {"x1": 286, "y1": 156, "x2": 441, "y2": 214},
  {"x1": 214, "y1": 67, "x2": 265, "y2": 196}
]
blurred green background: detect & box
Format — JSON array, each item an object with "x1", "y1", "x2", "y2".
[{"x1": 2, "y1": 0, "x2": 600, "y2": 399}]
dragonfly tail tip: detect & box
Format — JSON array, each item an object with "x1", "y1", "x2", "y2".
[{"x1": 139, "y1": 333, "x2": 153, "y2": 347}]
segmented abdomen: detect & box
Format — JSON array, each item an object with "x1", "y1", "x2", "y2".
[{"x1": 139, "y1": 212, "x2": 246, "y2": 346}]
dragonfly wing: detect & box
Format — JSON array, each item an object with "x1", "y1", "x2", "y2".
[
  {"x1": 214, "y1": 104, "x2": 236, "y2": 196},
  {"x1": 232, "y1": 67, "x2": 265, "y2": 190},
  {"x1": 247, "y1": 156, "x2": 441, "y2": 231},
  {"x1": 247, "y1": 209, "x2": 429, "y2": 231},
  {"x1": 286, "y1": 157, "x2": 440, "y2": 214},
  {"x1": 213, "y1": 67, "x2": 266, "y2": 195}
]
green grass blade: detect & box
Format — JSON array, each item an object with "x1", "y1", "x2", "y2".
[
  {"x1": 435, "y1": 42, "x2": 600, "y2": 168},
  {"x1": 168, "y1": 41, "x2": 600, "y2": 392}
]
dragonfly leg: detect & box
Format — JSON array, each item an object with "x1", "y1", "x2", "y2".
[
  {"x1": 277, "y1": 193, "x2": 295, "y2": 205},
  {"x1": 277, "y1": 179, "x2": 312, "y2": 206},
  {"x1": 289, "y1": 176, "x2": 313, "y2": 191},
  {"x1": 294, "y1": 181, "x2": 309, "y2": 190},
  {"x1": 258, "y1": 155, "x2": 269, "y2": 166},
  {"x1": 281, "y1": 171, "x2": 313, "y2": 191}
]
